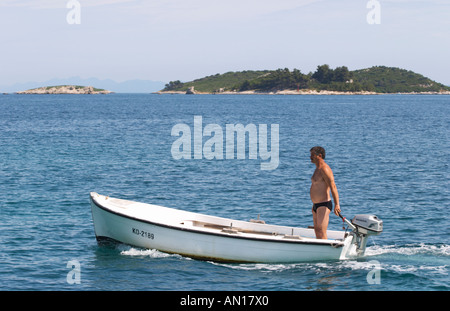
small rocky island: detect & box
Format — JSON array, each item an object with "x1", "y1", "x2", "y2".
[{"x1": 16, "y1": 85, "x2": 112, "y2": 94}]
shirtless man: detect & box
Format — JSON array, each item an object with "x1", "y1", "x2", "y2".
[{"x1": 309, "y1": 146, "x2": 341, "y2": 239}]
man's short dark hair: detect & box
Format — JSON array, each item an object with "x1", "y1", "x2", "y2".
[{"x1": 310, "y1": 146, "x2": 326, "y2": 159}]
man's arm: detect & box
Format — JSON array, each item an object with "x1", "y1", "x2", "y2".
[{"x1": 320, "y1": 165, "x2": 341, "y2": 216}]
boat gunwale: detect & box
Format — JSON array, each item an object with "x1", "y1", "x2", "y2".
[{"x1": 90, "y1": 193, "x2": 345, "y2": 248}]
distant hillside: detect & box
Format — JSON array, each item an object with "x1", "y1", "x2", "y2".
[
  {"x1": 163, "y1": 70, "x2": 271, "y2": 93},
  {"x1": 352, "y1": 66, "x2": 449, "y2": 93},
  {"x1": 161, "y1": 66, "x2": 450, "y2": 94}
]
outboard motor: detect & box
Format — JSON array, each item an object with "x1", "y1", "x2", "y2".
[
  {"x1": 352, "y1": 215, "x2": 383, "y2": 236},
  {"x1": 340, "y1": 214, "x2": 383, "y2": 256}
]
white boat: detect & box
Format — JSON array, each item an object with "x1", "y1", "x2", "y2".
[{"x1": 90, "y1": 192, "x2": 383, "y2": 263}]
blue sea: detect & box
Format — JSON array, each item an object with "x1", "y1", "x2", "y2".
[{"x1": 0, "y1": 93, "x2": 448, "y2": 291}]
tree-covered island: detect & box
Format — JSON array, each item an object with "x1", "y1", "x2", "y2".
[{"x1": 161, "y1": 65, "x2": 450, "y2": 94}]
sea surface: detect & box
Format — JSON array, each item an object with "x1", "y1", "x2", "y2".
[{"x1": 0, "y1": 93, "x2": 448, "y2": 291}]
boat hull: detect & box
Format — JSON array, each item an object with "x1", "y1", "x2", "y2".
[{"x1": 90, "y1": 193, "x2": 354, "y2": 263}]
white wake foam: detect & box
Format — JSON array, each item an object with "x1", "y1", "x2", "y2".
[
  {"x1": 209, "y1": 244, "x2": 449, "y2": 275},
  {"x1": 366, "y1": 243, "x2": 450, "y2": 257},
  {"x1": 118, "y1": 245, "x2": 184, "y2": 259},
  {"x1": 117, "y1": 243, "x2": 449, "y2": 277}
]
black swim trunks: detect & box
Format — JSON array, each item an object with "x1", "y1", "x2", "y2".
[{"x1": 313, "y1": 200, "x2": 333, "y2": 213}]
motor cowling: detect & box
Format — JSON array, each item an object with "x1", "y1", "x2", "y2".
[{"x1": 351, "y1": 214, "x2": 383, "y2": 235}]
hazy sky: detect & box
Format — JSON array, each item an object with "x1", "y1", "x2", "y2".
[{"x1": 1, "y1": 0, "x2": 449, "y2": 85}]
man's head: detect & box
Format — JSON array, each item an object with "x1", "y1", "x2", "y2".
[{"x1": 310, "y1": 146, "x2": 326, "y2": 161}]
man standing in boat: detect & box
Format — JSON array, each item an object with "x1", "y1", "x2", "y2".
[{"x1": 309, "y1": 146, "x2": 341, "y2": 239}]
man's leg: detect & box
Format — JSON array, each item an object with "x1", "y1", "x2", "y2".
[
  {"x1": 312, "y1": 206, "x2": 317, "y2": 234},
  {"x1": 313, "y1": 206, "x2": 330, "y2": 239}
]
